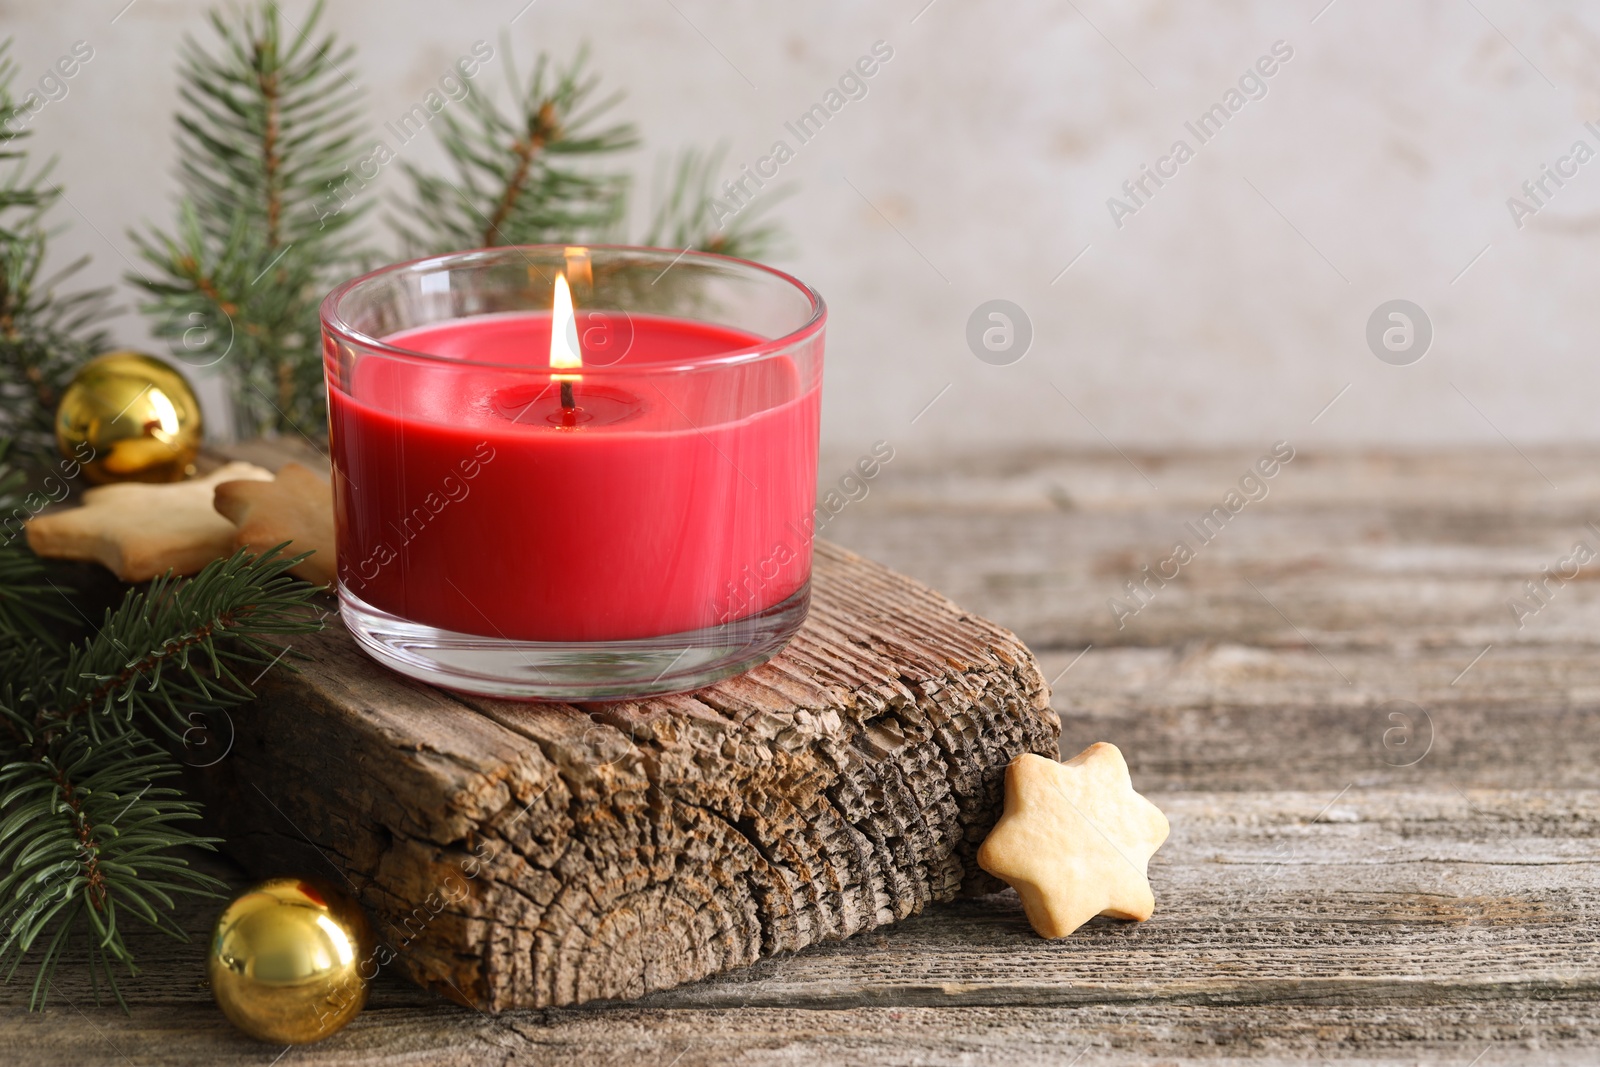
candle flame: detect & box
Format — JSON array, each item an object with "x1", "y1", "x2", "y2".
[{"x1": 549, "y1": 273, "x2": 582, "y2": 377}]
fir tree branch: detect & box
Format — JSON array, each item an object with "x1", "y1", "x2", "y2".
[
  {"x1": 43, "y1": 546, "x2": 324, "y2": 747},
  {"x1": 258, "y1": 47, "x2": 283, "y2": 249},
  {"x1": 481, "y1": 98, "x2": 557, "y2": 246},
  {"x1": 131, "y1": 1, "x2": 367, "y2": 436},
  {"x1": 0, "y1": 540, "x2": 324, "y2": 1009},
  {"x1": 395, "y1": 44, "x2": 637, "y2": 254},
  {"x1": 0, "y1": 730, "x2": 223, "y2": 1010}
]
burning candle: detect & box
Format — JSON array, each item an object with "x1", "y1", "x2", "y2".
[{"x1": 321, "y1": 246, "x2": 825, "y2": 700}]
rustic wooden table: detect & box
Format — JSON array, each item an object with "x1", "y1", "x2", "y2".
[{"x1": 8, "y1": 447, "x2": 1599, "y2": 1064}]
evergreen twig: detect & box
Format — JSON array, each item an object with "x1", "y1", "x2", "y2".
[
  {"x1": 395, "y1": 44, "x2": 637, "y2": 254},
  {"x1": 45, "y1": 546, "x2": 322, "y2": 748},
  {"x1": 0, "y1": 730, "x2": 222, "y2": 1012},
  {"x1": 0, "y1": 459, "x2": 324, "y2": 1009},
  {"x1": 130, "y1": 0, "x2": 367, "y2": 437}
]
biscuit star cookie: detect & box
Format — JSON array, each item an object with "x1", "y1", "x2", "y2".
[
  {"x1": 26, "y1": 462, "x2": 273, "y2": 582},
  {"x1": 213, "y1": 462, "x2": 336, "y2": 586},
  {"x1": 977, "y1": 743, "x2": 1170, "y2": 938}
]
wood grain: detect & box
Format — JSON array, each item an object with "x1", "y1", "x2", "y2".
[
  {"x1": 181, "y1": 538, "x2": 1060, "y2": 1011},
  {"x1": 8, "y1": 446, "x2": 1600, "y2": 1065}
]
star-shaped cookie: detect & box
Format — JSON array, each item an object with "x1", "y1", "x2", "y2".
[
  {"x1": 213, "y1": 462, "x2": 336, "y2": 586},
  {"x1": 977, "y1": 744, "x2": 1169, "y2": 938},
  {"x1": 26, "y1": 462, "x2": 272, "y2": 582}
]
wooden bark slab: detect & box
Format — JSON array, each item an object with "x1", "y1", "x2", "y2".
[{"x1": 186, "y1": 540, "x2": 1060, "y2": 1011}]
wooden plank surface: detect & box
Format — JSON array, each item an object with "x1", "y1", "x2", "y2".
[{"x1": 8, "y1": 446, "x2": 1600, "y2": 1065}]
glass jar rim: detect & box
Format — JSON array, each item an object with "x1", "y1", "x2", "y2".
[{"x1": 320, "y1": 244, "x2": 826, "y2": 375}]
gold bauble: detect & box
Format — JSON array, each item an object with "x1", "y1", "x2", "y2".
[
  {"x1": 55, "y1": 351, "x2": 202, "y2": 484},
  {"x1": 208, "y1": 878, "x2": 374, "y2": 1045}
]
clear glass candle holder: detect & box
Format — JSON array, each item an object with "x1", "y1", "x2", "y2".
[{"x1": 320, "y1": 245, "x2": 825, "y2": 701}]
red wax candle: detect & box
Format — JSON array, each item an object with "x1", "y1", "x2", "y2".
[{"x1": 328, "y1": 311, "x2": 821, "y2": 642}]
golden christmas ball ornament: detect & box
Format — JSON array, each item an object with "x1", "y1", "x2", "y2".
[
  {"x1": 55, "y1": 351, "x2": 203, "y2": 484},
  {"x1": 208, "y1": 878, "x2": 374, "y2": 1045}
]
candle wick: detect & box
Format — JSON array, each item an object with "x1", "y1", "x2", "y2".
[{"x1": 559, "y1": 380, "x2": 575, "y2": 411}]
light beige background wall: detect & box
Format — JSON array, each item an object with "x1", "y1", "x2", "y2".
[{"x1": 7, "y1": 0, "x2": 1599, "y2": 454}]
